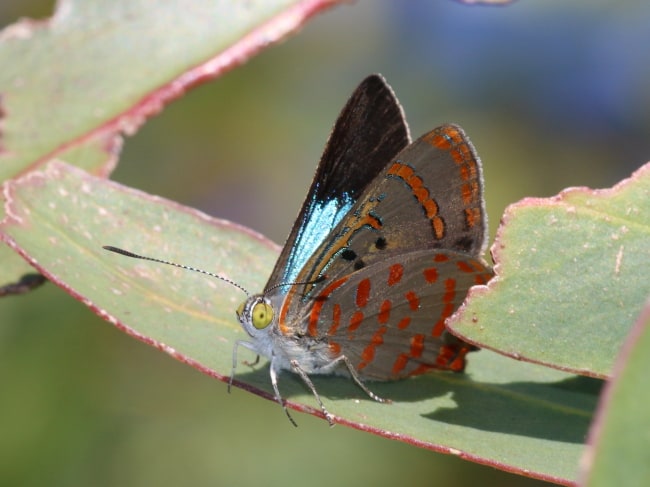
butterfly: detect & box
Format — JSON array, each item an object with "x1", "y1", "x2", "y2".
[{"x1": 105, "y1": 74, "x2": 492, "y2": 426}]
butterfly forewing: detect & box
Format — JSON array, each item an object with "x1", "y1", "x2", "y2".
[{"x1": 267, "y1": 74, "x2": 411, "y2": 288}]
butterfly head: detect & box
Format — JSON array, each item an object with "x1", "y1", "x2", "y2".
[{"x1": 236, "y1": 294, "x2": 275, "y2": 337}]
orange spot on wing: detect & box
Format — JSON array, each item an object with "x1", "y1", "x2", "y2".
[
  {"x1": 413, "y1": 185, "x2": 427, "y2": 202},
  {"x1": 458, "y1": 260, "x2": 492, "y2": 285},
  {"x1": 432, "y1": 216, "x2": 445, "y2": 239},
  {"x1": 456, "y1": 260, "x2": 475, "y2": 274},
  {"x1": 459, "y1": 143, "x2": 472, "y2": 159},
  {"x1": 392, "y1": 353, "x2": 409, "y2": 375},
  {"x1": 327, "y1": 303, "x2": 341, "y2": 335},
  {"x1": 410, "y1": 334, "x2": 425, "y2": 358},
  {"x1": 449, "y1": 148, "x2": 464, "y2": 164},
  {"x1": 387, "y1": 264, "x2": 403, "y2": 286},
  {"x1": 410, "y1": 175, "x2": 423, "y2": 190},
  {"x1": 378, "y1": 299, "x2": 391, "y2": 324},
  {"x1": 432, "y1": 279, "x2": 458, "y2": 336},
  {"x1": 475, "y1": 271, "x2": 493, "y2": 285},
  {"x1": 426, "y1": 133, "x2": 450, "y2": 150},
  {"x1": 423, "y1": 199, "x2": 439, "y2": 219},
  {"x1": 465, "y1": 207, "x2": 481, "y2": 229},
  {"x1": 448, "y1": 355, "x2": 467, "y2": 372},
  {"x1": 461, "y1": 182, "x2": 473, "y2": 205},
  {"x1": 307, "y1": 277, "x2": 348, "y2": 336},
  {"x1": 436, "y1": 344, "x2": 458, "y2": 368},
  {"x1": 371, "y1": 327, "x2": 387, "y2": 345},
  {"x1": 443, "y1": 278, "x2": 456, "y2": 304},
  {"x1": 459, "y1": 163, "x2": 472, "y2": 181},
  {"x1": 425, "y1": 126, "x2": 463, "y2": 150},
  {"x1": 405, "y1": 291, "x2": 419, "y2": 311},
  {"x1": 356, "y1": 278, "x2": 371, "y2": 308},
  {"x1": 434, "y1": 254, "x2": 449, "y2": 263},
  {"x1": 392, "y1": 331, "x2": 458, "y2": 377},
  {"x1": 397, "y1": 316, "x2": 411, "y2": 329},
  {"x1": 348, "y1": 311, "x2": 364, "y2": 332},
  {"x1": 423, "y1": 267, "x2": 438, "y2": 283},
  {"x1": 432, "y1": 317, "x2": 447, "y2": 337},
  {"x1": 468, "y1": 259, "x2": 486, "y2": 272},
  {"x1": 388, "y1": 162, "x2": 414, "y2": 180},
  {"x1": 358, "y1": 325, "x2": 387, "y2": 371},
  {"x1": 448, "y1": 345, "x2": 473, "y2": 372},
  {"x1": 435, "y1": 344, "x2": 471, "y2": 372}
]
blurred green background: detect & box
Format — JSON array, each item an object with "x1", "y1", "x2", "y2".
[{"x1": 2, "y1": 1, "x2": 649, "y2": 486}]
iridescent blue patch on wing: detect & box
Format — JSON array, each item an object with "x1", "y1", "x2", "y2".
[{"x1": 279, "y1": 189, "x2": 354, "y2": 287}]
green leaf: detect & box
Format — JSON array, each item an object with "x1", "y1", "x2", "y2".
[
  {"x1": 0, "y1": 161, "x2": 599, "y2": 485},
  {"x1": 0, "y1": 131, "x2": 120, "y2": 287},
  {"x1": 450, "y1": 162, "x2": 650, "y2": 378},
  {"x1": 0, "y1": 0, "x2": 338, "y2": 181},
  {"x1": 579, "y1": 301, "x2": 650, "y2": 486},
  {"x1": 0, "y1": 0, "x2": 342, "y2": 284}
]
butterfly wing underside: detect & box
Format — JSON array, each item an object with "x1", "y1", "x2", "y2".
[{"x1": 275, "y1": 124, "x2": 490, "y2": 375}]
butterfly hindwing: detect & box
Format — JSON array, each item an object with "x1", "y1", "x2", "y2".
[{"x1": 299, "y1": 249, "x2": 492, "y2": 378}]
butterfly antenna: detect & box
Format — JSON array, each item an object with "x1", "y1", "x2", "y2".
[
  {"x1": 264, "y1": 275, "x2": 326, "y2": 294},
  {"x1": 103, "y1": 245, "x2": 250, "y2": 296}
]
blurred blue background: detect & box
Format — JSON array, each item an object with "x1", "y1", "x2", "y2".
[{"x1": 2, "y1": 1, "x2": 649, "y2": 486}]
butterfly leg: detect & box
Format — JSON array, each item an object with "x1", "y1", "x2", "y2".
[
  {"x1": 269, "y1": 360, "x2": 299, "y2": 427},
  {"x1": 289, "y1": 359, "x2": 335, "y2": 427},
  {"x1": 229, "y1": 340, "x2": 258, "y2": 393},
  {"x1": 327, "y1": 355, "x2": 391, "y2": 404},
  {"x1": 230, "y1": 341, "x2": 299, "y2": 426}
]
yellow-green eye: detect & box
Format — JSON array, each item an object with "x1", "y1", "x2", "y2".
[
  {"x1": 251, "y1": 302, "x2": 274, "y2": 329},
  {"x1": 236, "y1": 302, "x2": 245, "y2": 318}
]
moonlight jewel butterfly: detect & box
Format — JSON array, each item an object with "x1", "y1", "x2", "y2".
[{"x1": 104, "y1": 74, "x2": 492, "y2": 426}]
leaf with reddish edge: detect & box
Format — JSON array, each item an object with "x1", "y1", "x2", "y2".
[
  {"x1": 449, "y1": 162, "x2": 650, "y2": 379},
  {"x1": 0, "y1": 131, "x2": 121, "y2": 288},
  {"x1": 579, "y1": 300, "x2": 650, "y2": 486},
  {"x1": 0, "y1": 0, "x2": 341, "y2": 181},
  {"x1": 1, "y1": 161, "x2": 600, "y2": 485},
  {"x1": 0, "y1": 0, "x2": 343, "y2": 284}
]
